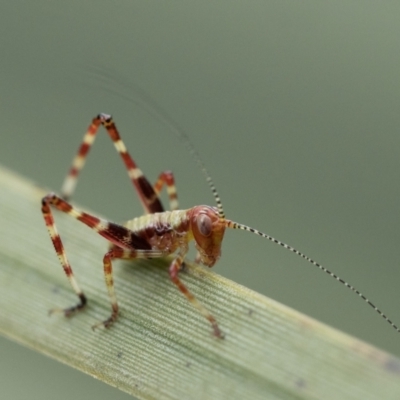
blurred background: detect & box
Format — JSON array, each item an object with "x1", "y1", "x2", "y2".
[{"x1": 1, "y1": 1, "x2": 400, "y2": 398}]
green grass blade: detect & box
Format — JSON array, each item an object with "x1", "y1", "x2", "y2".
[{"x1": 0, "y1": 165, "x2": 399, "y2": 399}]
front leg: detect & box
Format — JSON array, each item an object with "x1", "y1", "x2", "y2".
[{"x1": 169, "y1": 248, "x2": 224, "y2": 339}]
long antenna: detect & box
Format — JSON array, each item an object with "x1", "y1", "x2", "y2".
[{"x1": 226, "y1": 219, "x2": 400, "y2": 333}]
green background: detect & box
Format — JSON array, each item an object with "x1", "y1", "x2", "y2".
[{"x1": 1, "y1": 2, "x2": 400, "y2": 399}]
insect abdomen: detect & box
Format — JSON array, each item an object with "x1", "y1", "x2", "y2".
[{"x1": 125, "y1": 210, "x2": 191, "y2": 252}]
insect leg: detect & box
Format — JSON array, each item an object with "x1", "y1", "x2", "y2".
[
  {"x1": 42, "y1": 193, "x2": 167, "y2": 321},
  {"x1": 42, "y1": 195, "x2": 87, "y2": 316},
  {"x1": 169, "y1": 248, "x2": 223, "y2": 338},
  {"x1": 93, "y1": 247, "x2": 168, "y2": 330},
  {"x1": 61, "y1": 117, "x2": 101, "y2": 200},
  {"x1": 153, "y1": 171, "x2": 179, "y2": 210},
  {"x1": 61, "y1": 114, "x2": 164, "y2": 214}
]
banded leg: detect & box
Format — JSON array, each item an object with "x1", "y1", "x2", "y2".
[
  {"x1": 42, "y1": 193, "x2": 167, "y2": 322},
  {"x1": 42, "y1": 195, "x2": 87, "y2": 316},
  {"x1": 169, "y1": 248, "x2": 223, "y2": 338},
  {"x1": 93, "y1": 247, "x2": 167, "y2": 330},
  {"x1": 61, "y1": 114, "x2": 164, "y2": 214},
  {"x1": 153, "y1": 171, "x2": 179, "y2": 211}
]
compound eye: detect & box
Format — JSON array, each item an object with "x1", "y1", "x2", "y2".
[{"x1": 197, "y1": 214, "x2": 212, "y2": 237}]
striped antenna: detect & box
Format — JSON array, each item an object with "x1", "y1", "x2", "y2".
[{"x1": 225, "y1": 219, "x2": 400, "y2": 333}]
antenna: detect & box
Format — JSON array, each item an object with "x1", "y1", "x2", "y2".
[{"x1": 226, "y1": 219, "x2": 400, "y2": 333}]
